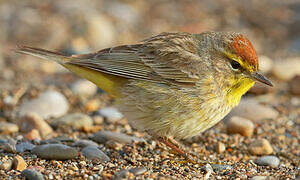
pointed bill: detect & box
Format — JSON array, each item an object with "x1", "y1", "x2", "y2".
[{"x1": 252, "y1": 72, "x2": 273, "y2": 86}]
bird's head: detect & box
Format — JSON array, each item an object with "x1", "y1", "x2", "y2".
[{"x1": 197, "y1": 32, "x2": 273, "y2": 105}]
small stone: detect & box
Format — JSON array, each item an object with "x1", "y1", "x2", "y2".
[
  {"x1": 92, "y1": 130, "x2": 144, "y2": 144},
  {"x1": 12, "y1": 155, "x2": 27, "y2": 171},
  {"x1": 249, "y1": 139, "x2": 273, "y2": 155},
  {"x1": 1, "y1": 139, "x2": 17, "y2": 153},
  {"x1": 25, "y1": 129, "x2": 41, "y2": 141},
  {"x1": 258, "y1": 56, "x2": 273, "y2": 74},
  {"x1": 16, "y1": 142, "x2": 35, "y2": 153},
  {"x1": 98, "y1": 107, "x2": 123, "y2": 122},
  {"x1": 0, "y1": 160, "x2": 13, "y2": 171},
  {"x1": 81, "y1": 146, "x2": 110, "y2": 162},
  {"x1": 18, "y1": 90, "x2": 69, "y2": 119},
  {"x1": 32, "y1": 144, "x2": 78, "y2": 160},
  {"x1": 71, "y1": 80, "x2": 97, "y2": 97},
  {"x1": 85, "y1": 99, "x2": 101, "y2": 112},
  {"x1": 272, "y1": 57, "x2": 300, "y2": 80},
  {"x1": 18, "y1": 113, "x2": 53, "y2": 138},
  {"x1": 72, "y1": 140, "x2": 98, "y2": 148},
  {"x1": 202, "y1": 164, "x2": 213, "y2": 179},
  {"x1": 229, "y1": 99, "x2": 279, "y2": 122},
  {"x1": 255, "y1": 156, "x2": 280, "y2": 168},
  {"x1": 290, "y1": 75, "x2": 300, "y2": 95},
  {"x1": 114, "y1": 169, "x2": 130, "y2": 179},
  {"x1": 216, "y1": 142, "x2": 226, "y2": 153},
  {"x1": 227, "y1": 116, "x2": 255, "y2": 137},
  {"x1": 21, "y1": 169, "x2": 44, "y2": 180},
  {"x1": 211, "y1": 164, "x2": 232, "y2": 172},
  {"x1": 0, "y1": 122, "x2": 19, "y2": 134},
  {"x1": 129, "y1": 167, "x2": 147, "y2": 175},
  {"x1": 250, "y1": 176, "x2": 270, "y2": 180},
  {"x1": 51, "y1": 113, "x2": 93, "y2": 129},
  {"x1": 93, "y1": 115, "x2": 104, "y2": 125}
]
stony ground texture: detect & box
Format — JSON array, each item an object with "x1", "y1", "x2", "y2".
[{"x1": 0, "y1": 0, "x2": 299, "y2": 179}]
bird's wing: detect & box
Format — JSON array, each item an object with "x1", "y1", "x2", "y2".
[{"x1": 68, "y1": 32, "x2": 202, "y2": 85}]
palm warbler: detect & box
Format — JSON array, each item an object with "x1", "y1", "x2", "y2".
[{"x1": 16, "y1": 32, "x2": 272, "y2": 162}]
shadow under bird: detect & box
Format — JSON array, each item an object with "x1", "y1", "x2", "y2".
[{"x1": 16, "y1": 31, "x2": 273, "y2": 163}]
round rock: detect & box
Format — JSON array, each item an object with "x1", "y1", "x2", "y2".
[
  {"x1": 249, "y1": 139, "x2": 273, "y2": 155},
  {"x1": 71, "y1": 79, "x2": 97, "y2": 97},
  {"x1": 81, "y1": 146, "x2": 110, "y2": 162},
  {"x1": 21, "y1": 169, "x2": 44, "y2": 180},
  {"x1": 18, "y1": 113, "x2": 53, "y2": 138},
  {"x1": 92, "y1": 130, "x2": 144, "y2": 144},
  {"x1": 255, "y1": 156, "x2": 280, "y2": 168},
  {"x1": 0, "y1": 122, "x2": 19, "y2": 133},
  {"x1": 12, "y1": 155, "x2": 27, "y2": 171},
  {"x1": 72, "y1": 139, "x2": 98, "y2": 148},
  {"x1": 227, "y1": 116, "x2": 254, "y2": 137},
  {"x1": 32, "y1": 144, "x2": 78, "y2": 160},
  {"x1": 98, "y1": 107, "x2": 123, "y2": 122},
  {"x1": 18, "y1": 90, "x2": 69, "y2": 119},
  {"x1": 51, "y1": 113, "x2": 93, "y2": 129},
  {"x1": 228, "y1": 99, "x2": 278, "y2": 122},
  {"x1": 290, "y1": 75, "x2": 300, "y2": 95}
]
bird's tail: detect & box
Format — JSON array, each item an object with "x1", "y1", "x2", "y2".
[{"x1": 15, "y1": 45, "x2": 71, "y2": 64}]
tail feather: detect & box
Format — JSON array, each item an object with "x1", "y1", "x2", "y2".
[{"x1": 15, "y1": 45, "x2": 71, "y2": 64}]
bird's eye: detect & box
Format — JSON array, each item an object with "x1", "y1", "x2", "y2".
[{"x1": 230, "y1": 60, "x2": 241, "y2": 70}]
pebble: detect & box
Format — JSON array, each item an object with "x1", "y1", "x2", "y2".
[
  {"x1": 290, "y1": 75, "x2": 300, "y2": 95},
  {"x1": 216, "y1": 142, "x2": 226, "y2": 153},
  {"x1": 21, "y1": 169, "x2": 45, "y2": 180},
  {"x1": 12, "y1": 155, "x2": 27, "y2": 171},
  {"x1": 0, "y1": 160, "x2": 13, "y2": 171},
  {"x1": 32, "y1": 144, "x2": 78, "y2": 160},
  {"x1": 250, "y1": 176, "x2": 270, "y2": 180},
  {"x1": 71, "y1": 79, "x2": 97, "y2": 97},
  {"x1": 211, "y1": 164, "x2": 232, "y2": 172},
  {"x1": 18, "y1": 90, "x2": 69, "y2": 119},
  {"x1": 81, "y1": 146, "x2": 110, "y2": 162},
  {"x1": 92, "y1": 131, "x2": 144, "y2": 144},
  {"x1": 114, "y1": 169, "x2": 130, "y2": 179},
  {"x1": 228, "y1": 99, "x2": 278, "y2": 122},
  {"x1": 72, "y1": 139, "x2": 98, "y2": 148},
  {"x1": 16, "y1": 142, "x2": 35, "y2": 153},
  {"x1": 272, "y1": 57, "x2": 300, "y2": 80},
  {"x1": 227, "y1": 116, "x2": 255, "y2": 137},
  {"x1": 129, "y1": 167, "x2": 147, "y2": 175},
  {"x1": 255, "y1": 156, "x2": 280, "y2": 168},
  {"x1": 51, "y1": 113, "x2": 93, "y2": 129},
  {"x1": 98, "y1": 107, "x2": 123, "y2": 122},
  {"x1": 0, "y1": 122, "x2": 19, "y2": 134},
  {"x1": 202, "y1": 164, "x2": 213, "y2": 179},
  {"x1": 249, "y1": 139, "x2": 273, "y2": 155},
  {"x1": 18, "y1": 113, "x2": 53, "y2": 138},
  {"x1": 1, "y1": 139, "x2": 17, "y2": 153},
  {"x1": 25, "y1": 129, "x2": 42, "y2": 141}
]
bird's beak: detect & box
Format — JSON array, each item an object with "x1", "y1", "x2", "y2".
[{"x1": 251, "y1": 72, "x2": 273, "y2": 86}]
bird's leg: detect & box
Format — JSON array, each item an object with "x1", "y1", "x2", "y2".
[{"x1": 155, "y1": 136, "x2": 206, "y2": 165}]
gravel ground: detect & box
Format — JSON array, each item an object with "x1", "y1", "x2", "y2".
[{"x1": 0, "y1": 0, "x2": 299, "y2": 179}]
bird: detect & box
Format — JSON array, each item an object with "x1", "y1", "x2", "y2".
[{"x1": 16, "y1": 31, "x2": 272, "y2": 163}]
